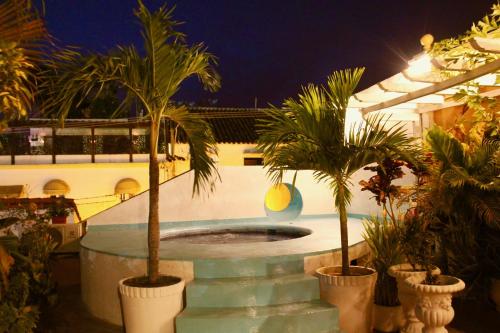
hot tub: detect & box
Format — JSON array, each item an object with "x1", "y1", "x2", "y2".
[{"x1": 80, "y1": 215, "x2": 369, "y2": 326}]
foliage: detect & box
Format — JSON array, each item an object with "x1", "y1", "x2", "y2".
[
  {"x1": 418, "y1": 2, "x2": 500, "y2": 284},
  {"x1": 46, "y1": 200, "x2": 70, "y2": 218},
  {"x1": 0, "y1": 0, "x2": 49, "y2": 130},
  {"x1": 65, "y1": 82, "x2": 126, "y2": 119},
  {"x1": 0, "y1": 205, "x2": 57, "y2": 333},
  {"x1": 423, "y1": 125, "x2": 500, "y2": 293},
  {"x1": 362, "y1": 216, "x2": 401, "y2": 306},
  {"x1": 430, "y1": 2, "x2": 500, "y2": 143},
  {"x1": 426, "y1": 126, "x2": 499, "y2": 229},
  {"x1": 359, "y1": 158, "x2": 408, "y2": 216},
  {"x1": 0, "y1": 42, "x2": 33, "y2": 128},
  {"x1": 399, "y1": 211, "x2": 439, "y2": 283},
  {"x1": 40, "y1": 0, "x2": 220, "y2": 284},
  {"x1": 360, "y1": 156, "x2": 438, "y2": 285},
  {"x1": 258, "y1": 67, "x2": 418, "y2": 275},
  {"x1": 431, "y1": 2, "x2": 500, "y2": 67},
  {"x1": 0, "y1": 269, "x2": 38, "y2": 333}
]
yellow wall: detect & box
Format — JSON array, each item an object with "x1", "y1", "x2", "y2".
[{"x1": 0, "y1": 143, "x2": 259, "y2": 220}]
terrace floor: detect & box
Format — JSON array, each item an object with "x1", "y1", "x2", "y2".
[{"x1": 42, "y1": 252, "x2": 500, "y2": 333}]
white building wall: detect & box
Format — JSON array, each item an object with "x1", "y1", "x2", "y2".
[{"x1": 87, "y1": 166, "x2": 416, "y2": 226}]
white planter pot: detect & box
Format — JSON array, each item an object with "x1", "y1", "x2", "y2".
[
  {"x1": 388, "y1": 264, "x2": 440, "y2": 333},
  {"x1": 316, "y1": 266, "x2": 377, "y2": 333},
  {"x1": 490, "y1": 278, "x2": 500, "y2": 312},
  {"x1": 373, "y1": 304, "x2": 405, "y2": 332},
  {"x1": 119, "y1": 276, "x2": 185, "y2": 333},
  {"x1": 405, "y1": 274, "x2": 465, "y2": 333}
]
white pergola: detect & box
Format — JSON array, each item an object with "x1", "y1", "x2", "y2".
[{"x1": 347, "y1": 36, "x2": 500, "y2": 136}]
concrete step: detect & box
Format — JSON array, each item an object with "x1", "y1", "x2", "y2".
[
  {"x1": 186, "y1": 273, "x2": 320, "y2": 307},
  {"x1": 194, "y1": 255, "x2": 305, "y2": 278},
  {"x1": 176, "y1": 300, "x2": 339, "y2": 333}
]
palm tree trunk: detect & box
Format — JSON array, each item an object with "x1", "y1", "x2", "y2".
[
  {"x1": 337, "y1": 184, "x2": 350, "y2": 276},
  {"x1": 148, "y1": 120, "x2": 160, "y2": 283}
]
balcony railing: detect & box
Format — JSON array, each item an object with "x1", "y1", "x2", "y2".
[{"x1": 0, "y1": 119, "x2": 175, "y2": 165}]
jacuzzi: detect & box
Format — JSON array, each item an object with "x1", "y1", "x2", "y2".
[{"x1": 80, "y1": 214, "x2": 369, "y2": 325}]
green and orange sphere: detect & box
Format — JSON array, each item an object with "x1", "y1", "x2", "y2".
[{"x1": 264, "y1": 183, "x2": 303, "y2": 221}]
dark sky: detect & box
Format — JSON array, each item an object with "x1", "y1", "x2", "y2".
[{"x1": 43, "y1": 0, "x2": 494, "y2": 107}]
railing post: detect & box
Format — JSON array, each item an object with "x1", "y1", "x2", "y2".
[
  {"x1": 52, "y1": 126, "x2": 56, "y2": 164},
  {"x1": 10, "y1": 133, "x2": 15, "y2": 165},
  {"x1": 91, "y1": 127, "x2": 95, "y2": 163},
  {"x1": 129, "y1": 124, "x2": 133, "y2": 162}
]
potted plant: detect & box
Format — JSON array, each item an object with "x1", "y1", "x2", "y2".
[
  {"x1": 47, "y1": 203, "x2": 70, "y2": 224},
  {"x1": 360, "y1": 157, "x2": 441, "y2": 333},
  {"x1": 362, "y1": 216, "x2": 404, "y2": 332},
  {"x1": 405, "y1": 274, "x2": 465, "y2": 332},
  {"x1": 422, "y1": 126, "x2": 499, "y2": 310},
  {"x1": 388, "y1": 214, "x2": 441, "y2": 333},
  {"x1": 42, "y1": 1, "x2": 220, "y2": 332},
  {"x1": 258, "y1": 68, "x2": 418, "y2": 333},
  {"x1": 359, "y1": 157, "x2": 423, "y2": 332}
]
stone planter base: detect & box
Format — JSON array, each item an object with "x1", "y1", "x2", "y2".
[
  {"x1": 388, "y1": 264, "x2": 440, "y2": 333},
  {"x1": 119, "y1": 276, "x2": 185, "y2": 333},
  {"x1": 316, "y1": 265, "x2": 377, "y2": 333},
  {"x1": 405, "y1": 274, "x2": 465, "y2": 333}
]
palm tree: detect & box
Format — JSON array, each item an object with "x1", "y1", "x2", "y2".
[
  {"x1": 258, "y1": 68, "x2": 418, "y2": 275},
  {"x1": 425, "y1": 126, "x2": 499, "y2": 284},
  {"x1": 41, "y1": 1, "x2": 220, "y2": 283},
  {"x1": 425, "y1": 126, "x2": 499, "y2": 227},
  {"x1": 0, "y1": 0, "x2": 49, "y2": 129}
]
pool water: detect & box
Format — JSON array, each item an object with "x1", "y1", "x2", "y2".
[{"x1": 161, "y1": 226, "x2": 311, "y2": 244}]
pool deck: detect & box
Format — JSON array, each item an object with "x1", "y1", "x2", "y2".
[{"x1": 81, "y1": 214, "x2": 367, "y2": 260}]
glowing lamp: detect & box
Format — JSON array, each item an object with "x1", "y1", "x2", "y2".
[{"x1": 407, "y1": 53, "x2": 433, "y2": 76}]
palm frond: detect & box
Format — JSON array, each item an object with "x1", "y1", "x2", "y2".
[
  {"x1": 135, "y1": 1, "x2": 219, "y2": 108},
  {"x1": 325, "y1": 67, "x2": 364, "y2": 117},
  {"x1": 0, "y1": 0, "x2": 51, "y2": 128},
  {"x1": 0, "y1": 0, "x2": 49, "y2": 54},
  {"x1": 345, "y1": 113, "x2": 419, "y2": 176},
  {"x1": 166, "y1": 106, "x2": 219, "y2": 195},
  {"x1": 426, "y1": 126, "x2": 465, "y2": 167}
]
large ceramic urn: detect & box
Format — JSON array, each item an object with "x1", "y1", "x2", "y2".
[
  {"x1": 388, "y1": 264, "x2": 440, "y2": 333},
  {"x1": 405, "y1": 274, "x2": 465, "y2": 333}
]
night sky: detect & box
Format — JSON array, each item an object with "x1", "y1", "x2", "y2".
[{"x1": 43, "y1": 0, "x2": 494, "y2": 107}]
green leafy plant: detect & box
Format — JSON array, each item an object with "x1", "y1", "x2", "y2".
[
  {"x1": 362, "y1": 216, "x2": 401, "y2": 306},
  {"x1": 258, "y1": 68, "x2": 418, "y2": 275},
  {"x1": 46, "y1": 202, "x2": 70, "y2": 218},
  {"x1": 423, "y1": 125, "x2": 500, "y2": 292},
  {"x1": 398, "y1": 211, "x2": 439, "y2": 284},
  {"x1": 0, "y1": 205, "x2": 57, "y2": 333},
  {"x1": 359, "y1": 156, "x2": 440, "y2": 284}
]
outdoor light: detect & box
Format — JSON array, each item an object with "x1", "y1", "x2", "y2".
[{"x1": 407, "y1": 53, "x2": 433, "y2": 76}]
